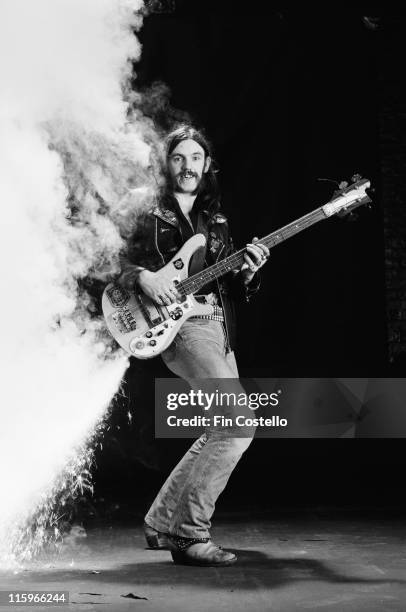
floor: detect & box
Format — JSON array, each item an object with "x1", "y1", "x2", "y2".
[{"x1": 1, "y1": 514, "x2": 406, "y2": 611}]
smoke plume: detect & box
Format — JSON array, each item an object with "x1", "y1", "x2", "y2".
[{"x1": 0, "y1": 0, "x2": 153, "y2": 565}]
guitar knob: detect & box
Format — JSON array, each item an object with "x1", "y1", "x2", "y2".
[
  {"x1": 130, "y1": 339, "x2": 145, "y2": 352},
  {"x1": 149, "y1": 340, "x2": 157, "y2": 346},
  {"x1": 146, "y1": 331, "x2": 153, "y2": 338}
]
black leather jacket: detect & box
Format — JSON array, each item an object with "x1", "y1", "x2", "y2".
[{"x1": 118, "y1": 193, "x2": 260, "y2": 352}]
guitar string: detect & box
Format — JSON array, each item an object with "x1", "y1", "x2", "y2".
[
  {"x1": 114, "y1": 187, "x2": 367, "y2": 333},
  {"x1": 179, "y1": 208, "x2": 326, "y2": 295}
]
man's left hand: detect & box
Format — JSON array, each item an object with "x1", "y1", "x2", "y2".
[{"x1": 240, "y1": 237, "x2": 270, "y2": 286}]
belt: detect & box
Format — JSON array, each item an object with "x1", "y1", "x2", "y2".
[{"x1": 192, "y1": 294, "x2": 224, "y2": 322}]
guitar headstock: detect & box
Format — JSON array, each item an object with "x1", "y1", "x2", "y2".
[{"x1": 322, "y1": 175, "x2": 372, "y2": 218}]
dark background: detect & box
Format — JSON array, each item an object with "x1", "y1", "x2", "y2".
[{"x1": 91, "y1": 5, "x2": 406, "y2": 520}]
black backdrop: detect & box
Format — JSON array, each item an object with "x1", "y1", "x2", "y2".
[
  {"x1": 135, "y1": 4, "x2": 386, "y2": 375},
  {"x1": 92, "y1": 5, "x2": 405, "y2": 515}
]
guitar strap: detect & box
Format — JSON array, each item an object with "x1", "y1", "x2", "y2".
[{"x1": 188, "y1": 211, "x2": 209, "y2": 277}]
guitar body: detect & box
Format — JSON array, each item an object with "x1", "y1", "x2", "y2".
[{"x1": 102, "y1": 234, "x2": 215, "y2": 359}]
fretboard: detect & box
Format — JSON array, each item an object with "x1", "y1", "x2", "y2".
[{"x1": 178, "y1": 206, "x2": 327, "y2": 295}]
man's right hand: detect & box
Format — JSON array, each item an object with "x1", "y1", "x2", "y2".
[{"x1": 137, "y1": 270, "x2": 181, "y2": 306}]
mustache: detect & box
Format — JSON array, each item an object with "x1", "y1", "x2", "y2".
[{"x1": 177, "y1": 170, "x2": 199, "y2": 179}]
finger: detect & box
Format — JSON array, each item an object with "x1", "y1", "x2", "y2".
[
  {"x1": 159, "y1": 292, "x2": 172, "y2": 305},
  {"x1": 244, "y1": 253, "x2": 258, "y2": 272},
  {"x1": 250, "y1": 243, "x2": 269, "y2": 260},
  {"x1": 164, "y1": 289, "x2": 176, "y2": 303},
  {"x1": 249, "y1": 238, "x2": 268, "y2": 255},
  {"x1": 257, "y1": 243, "x2": 269, "y2": 257},
  {"x1": 247, "y1": 243, "x2": 263, "y2": 251},
  {"x1": 169, "y1": 285, "x2": 181, "y2": 299},
  {"x1": 246, "y1": 245, "x2": 263, "y2": 263},
  {"x1": 167, "y1": 285, "x2": 180, "y2": 300}
]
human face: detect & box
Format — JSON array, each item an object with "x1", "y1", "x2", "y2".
[{"x1": 167, "y1": 138, "x2": 211, "y2": 194}]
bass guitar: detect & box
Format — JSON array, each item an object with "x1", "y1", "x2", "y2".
[{"x1": 102, "y1": 176, "x2": 372, "y2": 358}]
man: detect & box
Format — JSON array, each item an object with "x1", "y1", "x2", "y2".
[{"x1": 119, "y1": 125, "x2": 269, "y2": 566}]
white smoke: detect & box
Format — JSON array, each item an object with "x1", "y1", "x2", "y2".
[{"x1": 0, "y1": 0, "x2": 153, "y2": 565}]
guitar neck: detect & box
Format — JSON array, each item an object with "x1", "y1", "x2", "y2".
[{"x1": 179, "y1": 205, "x2": 328, "y2": 295}]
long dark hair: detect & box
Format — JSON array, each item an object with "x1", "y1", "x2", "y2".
[{"x1": 163, "y1": 124, "x2": 220, "y2": 212}]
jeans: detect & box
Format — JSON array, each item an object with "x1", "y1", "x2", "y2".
[{"x1": 144, "y1": 318, "x2": 256, "y2": 539}]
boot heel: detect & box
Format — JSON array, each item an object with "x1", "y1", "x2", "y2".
[
  {"x1": 143, "y1": 523, "x2": 169, "y2": 550},
  {"x1": 145, "y1": 533, "x2": 160, "y2": 549}
]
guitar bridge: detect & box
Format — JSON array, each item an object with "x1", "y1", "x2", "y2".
[{"x1": 112, "y1": 308, "x2": 137, "y2": 333}]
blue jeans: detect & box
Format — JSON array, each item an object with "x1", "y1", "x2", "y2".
[{"x1": 144, "y1": 318, "x2": 256, "y2": 539}]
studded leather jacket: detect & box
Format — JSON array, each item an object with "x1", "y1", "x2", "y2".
[{"x1": 118, "y1": 193, "x2": 260, "y2": 352}]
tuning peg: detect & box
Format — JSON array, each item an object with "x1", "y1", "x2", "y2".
[{"x1": 351, "y1": 173, "x2": 362, "y2": 183}]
